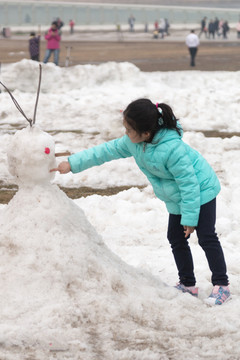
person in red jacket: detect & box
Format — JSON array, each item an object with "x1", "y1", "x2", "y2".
[
  {"x1": 69, "y1": 19, "x2": 75, "y2": 34},
  {"x1": 43, "y1": 21, "x2": 61, "y2": 65}
]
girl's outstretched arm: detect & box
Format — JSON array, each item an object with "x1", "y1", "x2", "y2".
[{"x1": 50, "y1": 136, "x2": 132, "y2": 174}]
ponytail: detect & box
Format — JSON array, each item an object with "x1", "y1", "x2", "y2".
[
  {"x1": 123, "y1": 98, "x2": 181, "y2": 143},
  {"x1": 156, "y1": 103, "x2": 181, "y2": 137}
]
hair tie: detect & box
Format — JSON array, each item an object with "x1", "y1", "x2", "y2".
[{"x1": 156, "y1": 103, "x2": 164, "y2": 126}]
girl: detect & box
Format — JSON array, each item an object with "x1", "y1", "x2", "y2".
[
  {"x1": 43, "y1": 21, "x2": 61, "y2": 66},
  {"x1": 51, "y1": 98, "x2": 230, "y2": 305},
  {"x1": 29, "y1": 32, "x2": 40, "y2": 62}
]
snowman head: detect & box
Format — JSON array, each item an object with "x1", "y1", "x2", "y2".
[
  {"x1": 7, "y1": 126, "x2": 57, "y2": 186},
  {"x1": 1, "y1": 65, "x2": 57, "y2": 186}
]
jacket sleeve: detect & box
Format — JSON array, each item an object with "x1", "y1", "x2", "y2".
[
  {"x1": 55, "y1": 33, "x2": 61, "y2": 41},
  {"x1": 45, "y1": 31, "x2": 51, "y2": 40},
  {"x1": 45, "y1": 31, "x2": 60, "y2": 41},
  {"x1": 68, "y1": 136, "x2": 132, "y2": 173},
  {"x1": 166, "y1": 143, "x2": 201, "y2": 226}
]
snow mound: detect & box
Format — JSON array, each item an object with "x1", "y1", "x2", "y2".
[{"x1": 1, "y1": 59, "x2": 140, "y2": 93}]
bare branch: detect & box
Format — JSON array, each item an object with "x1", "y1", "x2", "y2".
[
  {"x1": 32, "y1": 64, "x2": 42, "y2": 125},
  {"x1": 0, "y1": 81, "x2": 32, "y2": 126}
]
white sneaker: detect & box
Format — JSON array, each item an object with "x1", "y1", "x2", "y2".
[{"x1": 204, "y1": 285, "x2": 231, "y2": 306}]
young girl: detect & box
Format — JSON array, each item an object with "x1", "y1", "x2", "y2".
[
  {"x1": 29, "y1": 32, "x2": 40, "y2": 61},
  {"x1": 51, "y1": 98, "x2": 230, "y2": 305},
  {"x1": 43, "y1": 21, "x2": 61, "y2": 66}
]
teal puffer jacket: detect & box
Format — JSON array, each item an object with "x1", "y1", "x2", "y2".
[{"x1": 68, "y1": 128, "x2": 220, "y2": 226}]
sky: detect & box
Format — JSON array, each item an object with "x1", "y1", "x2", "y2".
[{"x1": 0, "y1": 60, "x2": 239, "y2": 359}]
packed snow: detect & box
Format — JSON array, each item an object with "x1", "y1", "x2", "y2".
[{"x1": 0, "y1": 59, "x2": 239, "y2": 359}]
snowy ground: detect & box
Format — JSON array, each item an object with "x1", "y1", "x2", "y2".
[{"x1": 0, "y1": 60, "x2": 240, "y2": 359}]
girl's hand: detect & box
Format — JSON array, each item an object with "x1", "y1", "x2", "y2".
[
  {"x1": 183, "y1": 226, "x2": 195, "y2": 238},
  {"x1": 50, "y1": 161, "x2": 71, "y2": 174}
]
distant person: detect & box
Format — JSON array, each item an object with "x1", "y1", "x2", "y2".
[
  {"x1": 29, "y1": 32, "x2": 40, "y2": 61},
  {"x1": 2, "y1": 27, "x2": 11, "y2": 38},
  {"x1": 236, "y1": 21, "x2": 240, "y2": 39},
  {"x1": 208, "y1": 20, "x2": 215, "y2": 39},
  {"x1": 128, "y1": 15, "x2": 135, "y2": 32},
  {"x1": 218, "y1": 19, "x2": 224, "y2": 37},
  {"x1": 199, "y1": 16, "x2": 208, "y2": 38},
  {"x1": 153, "y1": 29, "x2": 159, "y2": 39},
  {"x1": 185, "y1": 30, "x2": 200, "y2": 67},
  {"x1": 164, "y1": 18, "x2": 170, "y2": 36},
  {"x1": 154, "y1": 20, "x2": 159, "y2": 31},
  {"x1": 43, "y1": 21, "x2": 61, "y2": 66},
  {"x1": 159, "y1": 18, "x2": 166, "y2": 39},
  {"x1": 214, "y1": 17, "x2": 219, "y2": 36},
  {"x1": 56, "y1": 17, "x2": 64, "y2": 31},
  {"x1": 222, "y1": 21, "x2": 230, "y2": 39},
  {"x1": 69, "y1": 19, "x2": 75, "y2": 34}
]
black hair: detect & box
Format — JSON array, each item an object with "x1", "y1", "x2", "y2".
[
  {"x1": 51, "y1": 21, "x2": 58, "y2": 27},
  {"x1": 30, "y1": 32, "x2": 36, "y2": 36},
  {"x1": 123, "y1": 98, "x2": 181, "y2": 143}
]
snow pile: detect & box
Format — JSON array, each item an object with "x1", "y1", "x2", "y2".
[
  {"x1": 1, "y1": 60, "x2": 239, "y2": 134},
  {"x1": 1, "y1": 126, "x2": 239, "y2": 360},
  {"x1": 0, "y1": 127, "x2": 178, "y2": 358}
]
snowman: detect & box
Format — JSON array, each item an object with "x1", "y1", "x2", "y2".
[{"x1": 0, "y1": 68, "x2": 182, "y2": 358}]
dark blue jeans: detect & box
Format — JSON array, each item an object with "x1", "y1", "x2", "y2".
[
  {"x1": 167, "y1": 198, "x2": 229, "y2": 287},
  {"x1": 43, "y1": 49, "x2": 60, "y2": 65}
]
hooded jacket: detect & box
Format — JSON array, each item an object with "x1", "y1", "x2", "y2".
[{"x1": 68, "y1": 127, "x2": 220, "y2": 227}]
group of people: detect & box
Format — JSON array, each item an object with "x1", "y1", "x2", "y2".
[
  {"x1": 185, "y1": 16, "x2": 239, "y2": 67},
  {"x1": 29, "y1": 18, "x2": 75, "y2": 66},
  {"x1": 153, "y1": 18, "x2": 170, "y2": 39},
  {"x1": 29, "y1": 16, "x2": 237, "y2": 68},
  {"x1": 199, "y1": 17, "x2": 230, "y2": 39}
]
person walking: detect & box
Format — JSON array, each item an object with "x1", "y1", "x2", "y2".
[
  {"x1": 214, "y1": 17, "x2": 219, "y2": 36},
  {"x1": 128, "y1": 15, "x2": 135, "y2": 32},
  {"x1": 29, "y1": 32, "x2": 40, "y2": 61},
  {"x1": 185, "y1": 30, "x2": 200, "y2": 67},
  {"x1": 199, "y1": 16, "x2": 208, "y2": 38},
  {"x1": 222, "y1": 21, "x2": 230, "y2": 39},
  {"x1": 164, "y1": 18, "x2": 170, "y2": 36},
  {"x1": 69, "y1": 19, "x2": 75, "y2": 34},
  {"x1": 218, "y1": 19, "x2": 224, "y2": 37},
  {"x1": 51, "y1": 98, "x2": 231, "y2": 306},
  {"x1": 236, "y1": 21, "x2": 240, "y2": 39},
  {"x1": 159, "y1": 18, "x2": 166, "y2": 39},
  {"x1": 208, "y1": 20, "x2": 215, "y2": 39},
  {"x1": 43, "y1": 21, "x2": 61, "y2": 66}
]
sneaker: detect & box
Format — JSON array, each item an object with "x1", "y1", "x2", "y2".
[
  {"x1": 175, "y1": 283, "x2": 199, "y2": 297},
  {"x1": 204, "y1": 285, "x2": 231, "y2": 306}
]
